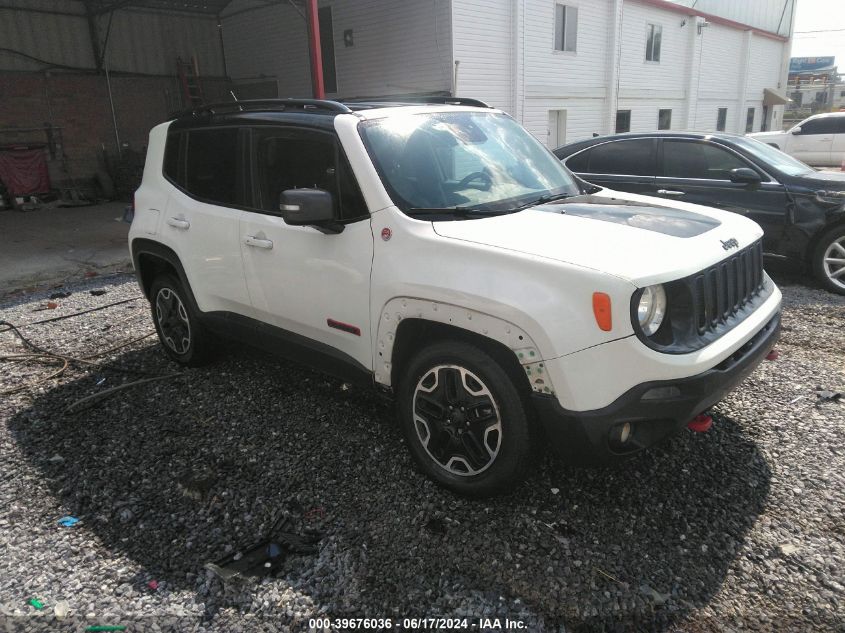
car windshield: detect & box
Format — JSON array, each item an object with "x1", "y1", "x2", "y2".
[
  {"x1": 358, "y1": 111, "x2": 581, "y2": 215},
  {"x1": 732, "y1": 136, "x2": 815, "y2": 177}
]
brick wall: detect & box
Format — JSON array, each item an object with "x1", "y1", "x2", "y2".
[{"x1": 0, "y1": 71, "x2": 231, "y2": 191}]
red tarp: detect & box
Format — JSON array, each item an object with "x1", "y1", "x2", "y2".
[{"x1": 0, "y1": 147, "x2": 50, "y2": 196}]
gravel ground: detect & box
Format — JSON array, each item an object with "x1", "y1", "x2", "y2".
[{"x1": 0, "y1": 271, "x2": 843, "y2": 632}]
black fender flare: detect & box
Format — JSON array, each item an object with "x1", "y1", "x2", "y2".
[{"x1": 130, "y1": 238, "x2": 202, "y2": 314}]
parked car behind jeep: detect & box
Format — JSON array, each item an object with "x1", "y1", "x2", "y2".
[
  {"x1": 555, "y1": 132, "x2": 845, "y2": 295},
  {"x1": 748, "y1": 111, "x2": 845, "y2": 167}
]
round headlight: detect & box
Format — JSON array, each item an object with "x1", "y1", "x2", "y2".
[{"x1": 637, "y1": 284, "x2": 667, "y2": 336}]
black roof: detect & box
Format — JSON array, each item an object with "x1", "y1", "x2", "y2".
[
  {"x1": 168, "y1": 97, "x2": 493, "y2": 131},
  {"x1": 553, "y1": 131, "x2": 751, "y2": 157}
]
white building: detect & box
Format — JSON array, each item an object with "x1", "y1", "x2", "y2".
[{"x1": 221, "y1": 0, "x2": 796, "y2": 147}]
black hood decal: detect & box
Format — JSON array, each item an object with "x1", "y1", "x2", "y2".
[{"x1": 539, "y1": 194, "x2": 721, "y2": 238}]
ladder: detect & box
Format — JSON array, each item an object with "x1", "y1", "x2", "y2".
[{"x1": 177, "y1": 56, "x2": 204, "y2": 108}]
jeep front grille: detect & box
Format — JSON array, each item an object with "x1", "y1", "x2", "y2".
[{"x1": 692, "y1": 240, "x2": 765, "y2": 335}]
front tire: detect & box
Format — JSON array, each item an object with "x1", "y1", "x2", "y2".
[
  {"x1": 812, "y1": 225, "x2": 845, "y2": 295},
  {"x1": 150, "y1": 274, "x2": 214, "y2": 365},
  {"x1": 397, "y1": 340, "x2": 534, "y2": 497}
]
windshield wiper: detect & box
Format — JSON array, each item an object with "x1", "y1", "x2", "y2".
[
  {"x1": 511, "y1": 192, "x2": 576, "y2": 212},
  {"x1": 407, "y1": 206, "x2": 502, "y2": 218}
]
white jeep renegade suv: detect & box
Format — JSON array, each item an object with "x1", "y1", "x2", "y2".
[{"x1": 130, "y1": 98, "x2": 782, "y2": 496}]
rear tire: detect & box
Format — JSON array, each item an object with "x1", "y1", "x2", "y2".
[
  {"x1": 149, "y1": 274, "x2": 214, "y2": 365},
  {"x1": 397, "y1": 340, "x2": 534, "y2": 497},
  {"x1": 812, "y1": 225, "x2": 845, "y2": 295}
]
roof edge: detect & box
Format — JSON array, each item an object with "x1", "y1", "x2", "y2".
[{"x1": 632, "y1": 0, "x2": 789, "y2": 42}]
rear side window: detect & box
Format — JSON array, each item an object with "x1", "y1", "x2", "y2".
[
  {"x1": 163, "y1": 132, "x2": 182, "y2": 185},
  {"x1": 582, "y1": 139, "x2": 657, "y2": 176},
  {"x1": 184, "y1": 128, "x2": 240, "y2": 206},
  {"x1": 662, "y1": 140, "x2": 748, "y2": 180}
]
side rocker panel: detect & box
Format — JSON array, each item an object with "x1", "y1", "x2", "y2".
[{"x1": 374, "y1": 298, "x2": 556, "y2": 396}]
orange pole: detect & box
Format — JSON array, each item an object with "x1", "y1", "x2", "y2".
[{"x1": 306, "y1": 0, "x2": 325, "y2": 99}]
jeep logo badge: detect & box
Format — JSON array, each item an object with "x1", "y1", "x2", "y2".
[{"x1": 721, "y1": 238, "x2": 739, "y2": 251}]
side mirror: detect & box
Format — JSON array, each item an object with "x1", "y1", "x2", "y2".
[
  {"x1": 729, "y1": 168, "x2": 762, "y2": 184},
  {"x1": 791, "y1": 126, "x2": 802, "y2": 135},
  {"x1": 279, "y1": 188, "x2": 343, "y2": 234}
]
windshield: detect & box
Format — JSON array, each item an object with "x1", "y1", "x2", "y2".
[
  {"x1": 732, "y1": 136, "x2": 815, "y2": 177},
  {"x1": 358, "y1": 111, "x2": 581, "y2": 215}
]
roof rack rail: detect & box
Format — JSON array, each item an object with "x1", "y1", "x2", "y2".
[
  {"x1": 392, "y1": 96, "x2": 493, "y2": 108},
  {"x1": 174, "y1": 98, "x2": 352, "y2": 119}
]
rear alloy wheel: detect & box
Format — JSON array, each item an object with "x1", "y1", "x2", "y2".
[
  {"x1": 150, "y1": 274, "x2": 213, "y2": 365},
  {"x1": 813, "y1": 225, "x2": 845, "y2": 295},
  {"x1": 398, "y1": 340, "x2": 534, "y2": 496}
]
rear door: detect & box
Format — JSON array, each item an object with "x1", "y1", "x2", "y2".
[
  {"x1": 239, "y1": 126, "x2": 374, "y2": 371},
  {"x1": 652, "y1": 138, "x2": 790, "y2": 253},
  {"x1": 563, "y1": 138, "x2": 658, "y2": 195},
  {"x1": 162, "y1": 127, "x2": 254, "y2": 317},
  {"x1": 789, "y1": 117, "x2": 835, "y2": 166}
]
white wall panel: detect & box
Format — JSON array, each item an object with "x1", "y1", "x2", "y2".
[{"x1": 452, "y1": 0, "x2": 513, "y2": 112}]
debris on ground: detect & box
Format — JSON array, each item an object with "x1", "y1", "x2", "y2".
[
  {"x1": 815, "y1": 389, "x2": 842, "y2": 405},
  {"x1": 28, "y1": 597, "x2": 44, "y2": 609},
  {"x1": 53, "y1": 600, "x2": 69, "y2": 618},
  {"x1": 90, "y1": 289, "x2": 108, "y2": 297},
  {"x1": 205, "y1": 512, "x2": 321, "y2": 584},
  {"x1": 49, "y1": 292, "x2": 72, "y2": 300},
  {"x1": 57, "y1": 516, "x2": 80, "y2": 527}
]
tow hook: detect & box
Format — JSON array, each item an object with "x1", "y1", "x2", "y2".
[
  {"x1": 766, "y1": 348, "x2": 779, "y2": 361},
  {"x1": 688, "y1": 414, "x2": 713, "y2": 433}
]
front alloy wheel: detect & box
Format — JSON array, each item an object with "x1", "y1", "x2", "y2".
[
  {"x1": 413, "y1": 365, "x2": 503, "y2": 476},
  {"x1": 821, "y1": 235, "x2": 845, "y2": 292},
  {"x1": 813, "y1": 225, "x2": 845, "y2": 295},
  {"x1": 399, "y1": 340, "x2": 534, "y2": 496}
]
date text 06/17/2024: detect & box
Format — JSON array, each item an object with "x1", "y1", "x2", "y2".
[{"x1": 307, "y1": 617, "x2": 527, "y2": 630}]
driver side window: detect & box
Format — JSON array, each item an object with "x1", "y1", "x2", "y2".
[{"x1": 253, "y1": 129, "x2": 367, "y2": 221}]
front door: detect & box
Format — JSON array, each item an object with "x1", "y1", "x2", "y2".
[
  {"x1": 239, "y1": 126, "x2": 374, "y2": 371},
  {"x1": 652, "y1": 139, "x2": 790, "y2": 253}
]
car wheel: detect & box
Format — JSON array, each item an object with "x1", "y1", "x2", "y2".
[
  {"x1": 812, "y1": 225, "x2": 845, "y2": 295},
  {"x1": 150, "y1": 274, "x2": 214, "y2": 365},
  {"x1": 397, "y1": 340, "x2": 534, "y2": 496}
]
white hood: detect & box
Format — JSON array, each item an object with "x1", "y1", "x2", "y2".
[{"x1": 432, "y1": 189, "x2": 764, "y2": 287}]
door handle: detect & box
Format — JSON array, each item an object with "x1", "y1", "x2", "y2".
[
  {"x1": 245, "y1": 236, "x2": 274, "y2": 249},
  {"x1": 167, "y1": 217, "x2": 190, "y2": 230},
  {"x1": 657, "y1": 189, "x2": 685, "y2": 196}
]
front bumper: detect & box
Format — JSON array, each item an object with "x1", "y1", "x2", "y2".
[{"x1": 533, "y1": 313, "x2": 780, "y2": 463}]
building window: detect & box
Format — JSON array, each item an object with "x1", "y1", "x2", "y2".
[
  {"x1": 658, "y1": 109, "x2": 672, "y2": 130},
  {"x1": 554, "y1": 4, "x2": 578, "y2": 52},
  {"x1": 646, "y1": 24, "x2": 662, "y2": 62},
  {"x1": 840, "y1": 90, "x2": 845, "y2": 97},
  {"x1": 716, "y1": 108, "x2": 728, "y2": 132},
  {"x1": 745, "y1": 107, "x2": 755, "y2": 133},
  {"x1": 616, "y1": 110, "x2": 631, "y2": 133}
]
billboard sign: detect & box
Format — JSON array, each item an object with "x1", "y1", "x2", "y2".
[{"x1": 790, "y1": 57, "x2": 836, "y2": 73}]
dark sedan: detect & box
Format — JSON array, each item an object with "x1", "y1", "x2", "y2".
[{"x1": 554, "y1": 132, "x2": 845, "y2": 294}]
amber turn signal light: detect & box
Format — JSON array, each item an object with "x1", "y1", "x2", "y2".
[{"x1": 592, "y1": 292, "x2": 612, "y2": 331}]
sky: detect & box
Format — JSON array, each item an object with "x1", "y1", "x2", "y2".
[{"x1": 790, "y1": 0, "x2": 845, "y2": 68}]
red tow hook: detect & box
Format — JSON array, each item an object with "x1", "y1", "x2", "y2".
[
  {"x1": 766, "y1": 348, "x2": 779, "y2": 361},
  {"x1": 688, "y1": 414, "x2": 713, "y2": 433}
]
